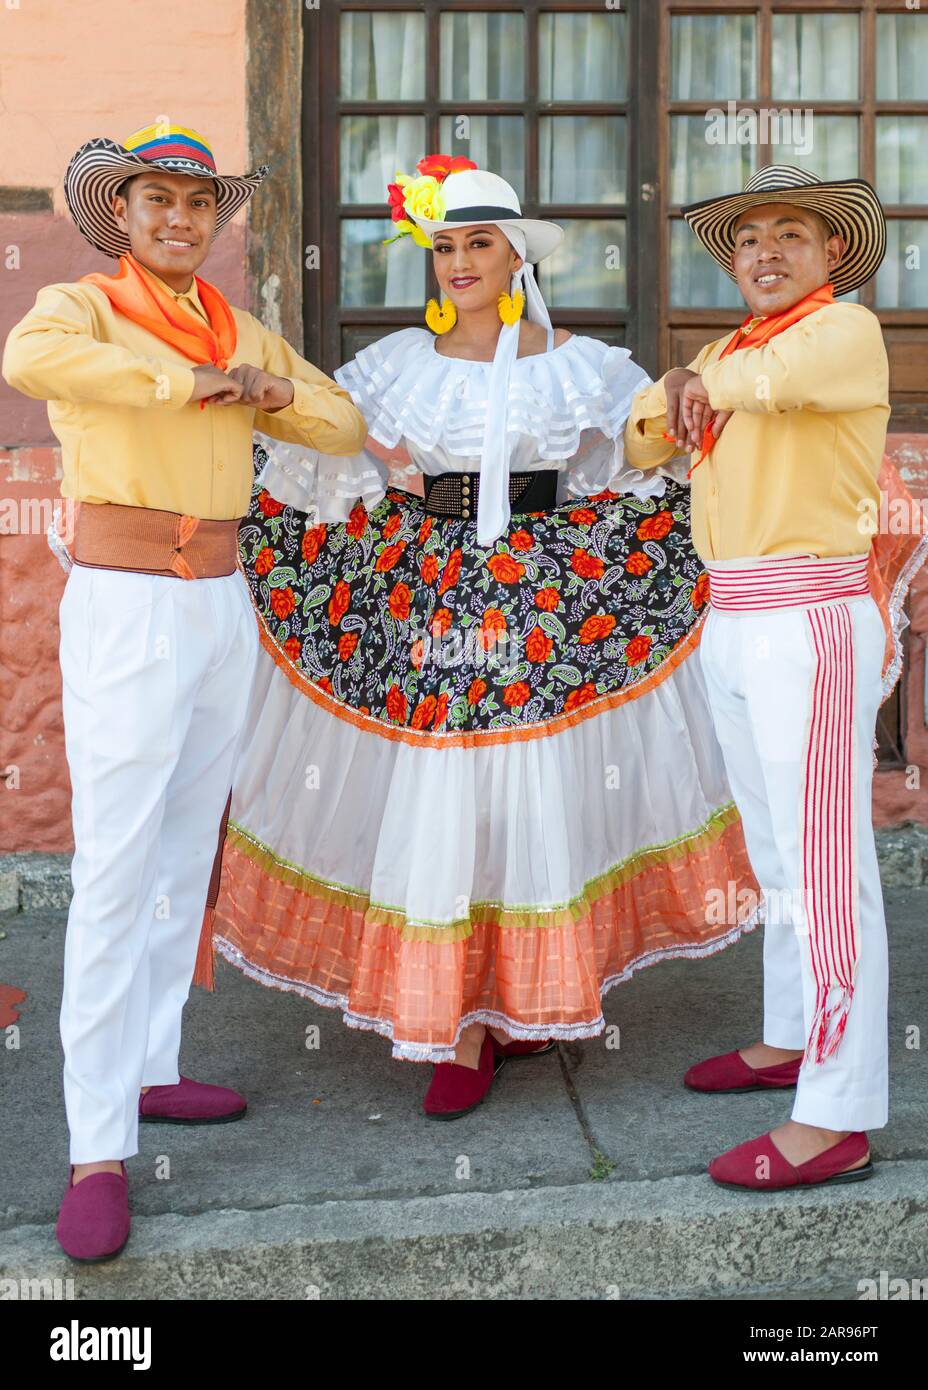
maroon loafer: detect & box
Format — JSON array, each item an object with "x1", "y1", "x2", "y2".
[
  {"x1": 423, "y1": 1033, "x2": 505, "y2": 1120},
  {"x1": 492, "y1": 1037, "x2": 557, "y2": 1059},
  {"x1": 139, "y1": 1075, "x2": 247, "y2": 1125},
  {"x1": 684, "y1": 1048, "x2": 802, "y2": 1093},
  {"x1": 709, "y1": 1129, "x2": 873, "y2": 1190},
  {"x1": 56, "y1": 1163, "x2": 130, "y2": 1263}
]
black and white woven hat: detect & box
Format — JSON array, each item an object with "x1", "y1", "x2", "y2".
[
  {"x1": 682, "y1": 164, "x2": 886, "y2": 298},
  {"x1": 63, "y1": 123, "x2": 269, "y2": 259}
]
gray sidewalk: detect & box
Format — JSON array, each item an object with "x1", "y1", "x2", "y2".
[{"x1": 1, "y1": 889, "x2": 926, "y2": 1300}]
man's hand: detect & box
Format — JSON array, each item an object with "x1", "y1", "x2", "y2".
[
  {"x1": 222, "y1": 364, "x2": 295, "y2": 411},
  {"x1": 664, "y1": 368, "x2": 699, "y2": 450},
  {"x1": 681, "y1": 375, "x2": 732, "y2": 451},
  {"x1": 190, "y1": 364, "x2": 244, "y2": 404}
]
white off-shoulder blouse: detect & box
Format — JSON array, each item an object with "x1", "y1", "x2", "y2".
[{"x1": 255, "y1": 326, "x2": 689, "y2": 533}]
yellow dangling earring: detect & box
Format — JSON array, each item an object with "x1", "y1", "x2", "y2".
[
  {"x1": 497, "y1": 289, "x2": 525, "y2": 326},
  {"x1": 425, "y1": 297, "x2": 457, "y2": 334}
]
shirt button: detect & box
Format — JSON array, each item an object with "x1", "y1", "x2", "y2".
[{"x1": 217, "y1": 462, "x2": 224, "y2": 471}]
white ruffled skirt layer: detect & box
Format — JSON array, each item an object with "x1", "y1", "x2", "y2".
[{"x1": 213, "y1": 626, "x2": 760, "y2": 1060}]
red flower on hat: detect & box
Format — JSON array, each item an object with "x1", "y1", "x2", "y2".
[{"x1": 416, "y1": 155, "x2": 478, "y2": 181}]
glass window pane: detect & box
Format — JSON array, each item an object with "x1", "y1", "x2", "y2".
[
  {"x1": 340, "y1": 116, "x2": 426, "y2": 205},
  {"x1": 438, "y1": 116, "x2": 525, "y2": 201},
  {"x1": 670, "y1": 221, "x2": 744, "y2": 309},
  {"x1": 440, "y1": 12, "x2": 525, "y2": 101},
  {"x1": 876, "y1": 221, "x2": 928, "y2": 309},
  {"x1": 770, "y1": 116, "x2": 858, "y2": 180},
  {"x1": 340, "y1": 219, "x2": 424, "y2": 308},
  {"x1": 772, "y1": 14, "x2": 858, "y2": 100},
  {"x1": 539, "y1": 220, "x2": 626, "y2": 309},
  {"x1": 340, "y1": 12, "x2": 426, "y2": 99},
  {"x1": 876, "y1": 119, "x2": 928, "y2": 206},
  {"x1": 670, "y1": 117, "x2": 755, "y2": 206},
  {"x1": 539, "y1": 13, "x2": 627, "y2": 102},
  {"x1": 539, "y1": 118, "x2": 627, "y2": 205},
  {"x1": 877, "y1": 14, "x2": 928, "y2": 100},
  {"x1": 670, "y1": 15, "x2": 755, "y2": 100}
]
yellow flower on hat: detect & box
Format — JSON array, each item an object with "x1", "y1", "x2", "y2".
[
  {"x1": 402, "y1": 174, "x2": 446, "y2": 226},
  {"x1": 383, "y1": 168, "x2": 448, "y2": 248}
]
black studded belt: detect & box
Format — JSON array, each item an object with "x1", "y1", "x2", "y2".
[{"x1": 422, "y1": 469, "x2": 560, "y2": 520}]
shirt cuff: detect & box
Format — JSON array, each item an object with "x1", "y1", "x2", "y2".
[{"x1": 161, "y1": 362, "x2": 197, "y2": 410}]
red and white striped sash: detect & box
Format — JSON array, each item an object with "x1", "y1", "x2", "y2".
[
  {"x1": 706, "y1": 554, "x2": 870, "y2": 612},
  {"x1": 705, "y1": 554, "x2": 866, "y2": 1063}
]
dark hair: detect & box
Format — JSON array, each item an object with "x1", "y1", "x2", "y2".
[{"x1": 114, "y1": 174, "x2": 137, "y2": 204}]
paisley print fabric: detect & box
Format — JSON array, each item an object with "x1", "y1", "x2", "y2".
[{"x1": 241, "y1": 442, "x2": 709, "y2": 734}]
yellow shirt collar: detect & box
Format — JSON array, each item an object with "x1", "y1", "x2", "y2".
[{"x1": 143, "y1": 266, "x2": 209, "y2": 322}]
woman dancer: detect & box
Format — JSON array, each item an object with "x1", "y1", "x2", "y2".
[{"x1": 200, "y1": 157, "x2": 761, "y2": 1118}]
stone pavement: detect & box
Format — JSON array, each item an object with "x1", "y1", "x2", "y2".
[{"x1": 1, "y1": 889, "x2": 926, "y2": 1300}]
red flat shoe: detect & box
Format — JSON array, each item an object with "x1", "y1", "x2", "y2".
[
  {"x1": 492, "y1": 1037, "x2": 557, "y2": 1059},
  {"x1": 709, "y1": 1130, "x2": 873, "y2": 1190},
  {"x1": 423, "y1": 1033, "x2": 505, "y2": 1120},
  {"x1": 684, "y1": 1049, "x2": 802, "y2": 1093},
  {"x1": 139, "y1": 1075, "x2": 247, "y2": 1125},
  {"x1": 56, "y1": 1162, "x2": 130, "y2": 1263}
]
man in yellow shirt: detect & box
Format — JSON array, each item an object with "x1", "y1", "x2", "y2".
[
  {"x1": 625, "y1": 165, "x2": 898, "y2": 1193},
  {"x1": 2, "y1": 124, "x2": 368, "y2": 1261}
]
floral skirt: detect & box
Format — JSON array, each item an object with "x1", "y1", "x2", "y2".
[{"x1": 209, "y1": 473, "x2": 760, "y2": 1060}]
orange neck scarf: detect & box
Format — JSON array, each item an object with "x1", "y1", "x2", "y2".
[
  {"x1": 81, "y1": 252, "x2": 237, "y2": 372},
  {"x1": 672, "y1": 282, "x2": 836, "y2": 477}
]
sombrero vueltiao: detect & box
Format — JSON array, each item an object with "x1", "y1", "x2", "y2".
[
  {"x1": 63, "y1": 123, "x2": 269, "y2": 259},
  {"x1": 682, "y1": 164, "x2": 887, "y2": 298}
]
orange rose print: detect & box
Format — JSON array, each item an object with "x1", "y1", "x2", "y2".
[
  {"x1": 346, "y1": 505, "x2": 367, "y2": 539},
  {"x1": 534, "y1": 587, "x2": 560, "y2": 611},
  {"x1": 579, "y1": 614, "x2": 617, "y2": 644},
  {"x1": 411, "y1": 694, "x2": 437, "y2": 729},
  {"x1": 503, "y1": 681, "x2": 531, "y2": 708},
  {"x1": 568, "y1": 508, "x2": 597, "y2": 526},
  {"x1": 509, "y1": 529, "x2": 534, "y2": 551},
  {"x1": 388, "y1": 582, "x2": 411, "y2": 621},
  {"x1": 258, "y1": 489, "x2": 283, "y2": 518},
  {"x1": 383, "y1": 512, "x2": 402, "y2": 539},
  {"x1": 386, "y1": 684, "x2": 407, "y2": 722},
  {"x1": 570, "y1": 548, "x2": 604, "y2": 580},
  {"x1": 430, "y1": 607, "x2": 452, "y2": 638},
  {"x1": 283, "y1": 636, "x2": 302, "y2": 663},
  {"x1": 487, "y1": 553, "x2": 524, "y2": 583},
  {"x1": 468, "y1": 678, "x2": 487, "y2": 705},
  {"x1": 636, "y1": 509, "x2": 674, "y2": 541},
  {"x1": 624, "y1": 550, "x2": 653, "y2": 576},
  {"x1": 419, "y1": 517, "x2": 433, "y2": 544},
  {"x1": 376, "y1": 541, "x2": 407, "y2": 573},
  {"x1": 420, "y1": 553, "x2": 439, "y2": 584},
  {"x1": 690, "y1": 572, "x2": 710, "y2": 609},
  {"x1": 478, "y1": 607, "x2": 507, "y2": 652},
  {"x1": 625, "y1": 634, "x2": 652, "y2": 666},
  {"x1": 526, "y1": 626, "x2": 553, "y2": 663},
  {"x1": 254, "y1": 546, "x2": 276, "y2": 576},
  {"x1": 270, "y1": 585, "x2": 296, "y2": 620},
  {"x1": 302, "y1": 524, "x2": 327, "y2": 565},
  {"x1": 438, "y1": 547, "x2": 463, "y2": 595},
  {"x1": 410, "y1": 638, "x2": 425, "y2": 670},
  {"x1": 328, "y1": 579, "x2": 350, "y2": 626},
  {"x1": 317, "y1": 675, "x2": 333, "y2": 695},
  {"x1": 433, "y1": 691, "x2": 450, "y2": 728},
  {"x1": 564, "y1": 682, "x2": 599, "y2": 712},
  {"x1": 338, "y1": 631, "x2": 359, "y2": 661}
]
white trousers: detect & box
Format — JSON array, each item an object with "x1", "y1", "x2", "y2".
[
  {"x1": 58, "y1": 563, "x2": 259, "y2": 1162},
  {"x1": 698, "y1": 592, "x2": 889, "y2": 1131}
]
